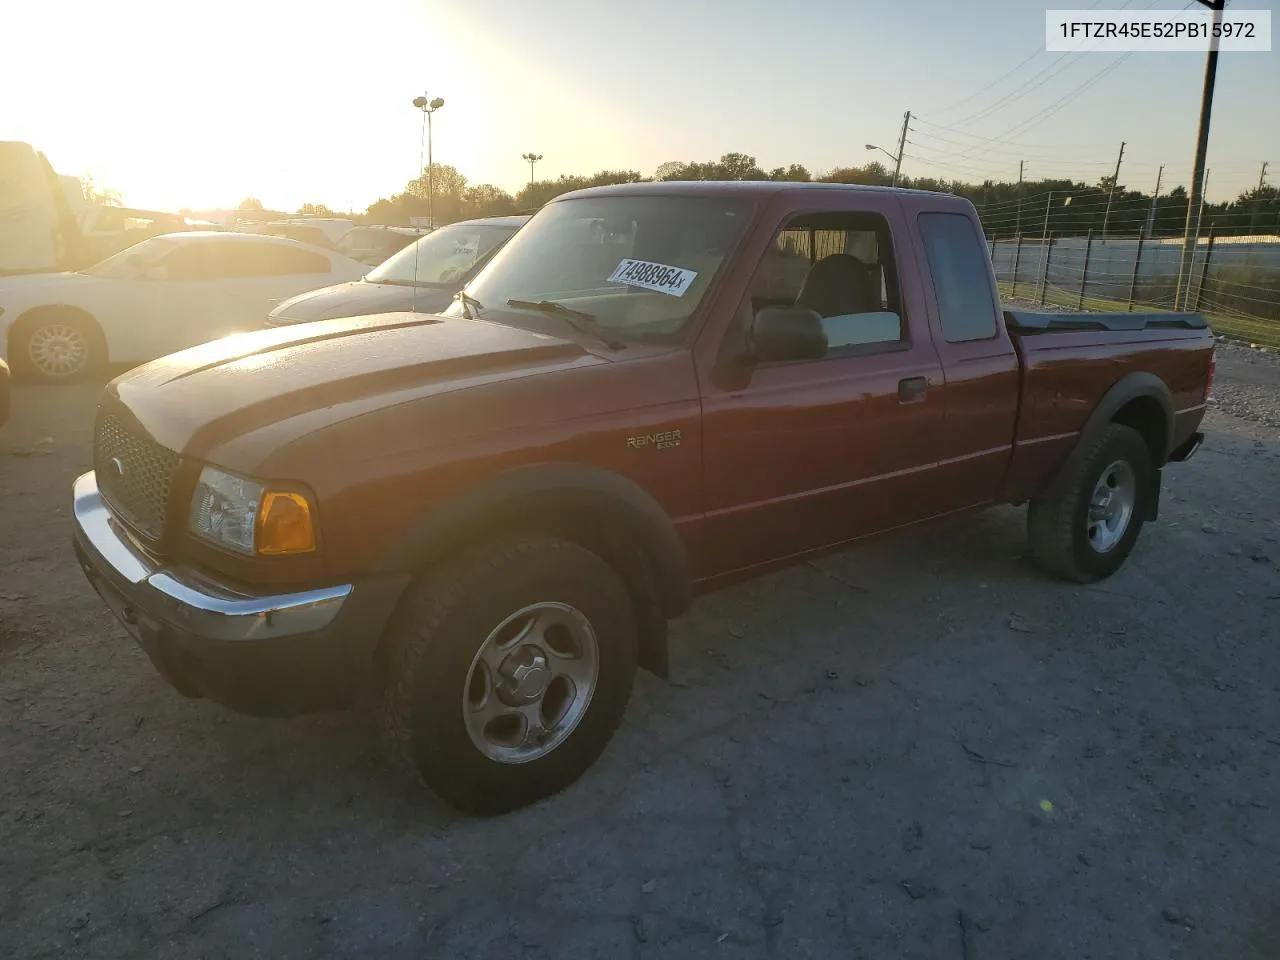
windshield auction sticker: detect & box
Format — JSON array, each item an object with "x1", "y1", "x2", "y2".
[{"x1": 608, "y1": 259, "x2": 698, "y2": 297}]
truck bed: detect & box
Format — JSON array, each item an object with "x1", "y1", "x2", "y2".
[{"x1": 999, "y1": 310, "x2": 1215, "y2": 504}]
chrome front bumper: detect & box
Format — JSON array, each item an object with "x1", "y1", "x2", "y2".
[{"x1": 72, "y1": 470, "x2": 352, "y2": 643}]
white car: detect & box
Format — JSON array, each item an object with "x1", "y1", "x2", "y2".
[{"x1": 0, "y1": 231, "x2": 369, "y2": 382}]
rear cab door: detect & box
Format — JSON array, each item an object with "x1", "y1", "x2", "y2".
[
  {"x1": 691, "y1": 187, "x2": 948, "y2": 580},
  {"x1": 902, "y1": 196, "x2": 1021, "y2": 513}
]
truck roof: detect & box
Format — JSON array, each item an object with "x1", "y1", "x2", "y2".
[{"x1": 555, "y1": 180, "x2": 971, "y2": 206}]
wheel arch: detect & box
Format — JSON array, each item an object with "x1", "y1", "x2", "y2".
[
  {"x1": 374, "y1": 463, "x2": 693, "y2": 678},
  {"x1": 1038, "y1": 373, "x2": 1173, "y2": 522}
]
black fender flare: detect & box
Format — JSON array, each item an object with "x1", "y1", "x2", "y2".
[
  {"x1": 1041, "y1": 372, "x2": 1174, "y2": 503},
  {"x1": 375, "y1": 462, "x2": 692, "y2": 620}
]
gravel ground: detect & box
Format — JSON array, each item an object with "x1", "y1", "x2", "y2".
[{"x1": 1, "y1": 347, "x2": 1278, "y2": 960}]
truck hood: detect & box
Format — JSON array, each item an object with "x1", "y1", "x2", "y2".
[
  {"x1": 267, "y1": 280, "x2": 453, "y2": 325},
  {"x1": 107, "y1": 311, "x2": 597, "y2": 459}
]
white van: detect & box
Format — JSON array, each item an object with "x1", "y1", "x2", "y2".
[{"x1": 0, "y1": 142, "x2": 85, "y2": 275}]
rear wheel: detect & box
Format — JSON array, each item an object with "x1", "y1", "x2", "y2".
[
  {"x1": 1027, "y1": 423, "x2": 1153, "y2": 583},
  {"x1": 13, "y1": 310, "x2": 103, "y2": 383},
  {"x1": 379, "y1": 535, "x2": 638, "y2": 814}
]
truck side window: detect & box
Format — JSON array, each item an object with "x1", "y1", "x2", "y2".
[
  {"x1": 918, "y1": 213, "x2": 1000, "y2": 342},
  {"x1": 747, "y1": 211, "x2": 904, "y2": 355}
]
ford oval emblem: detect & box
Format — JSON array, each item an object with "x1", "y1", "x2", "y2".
[{"x1": 110, "y1": 456, "x2": 125, "y2": 478}]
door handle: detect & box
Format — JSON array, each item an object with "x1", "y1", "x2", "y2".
[{"x1": 898, "y1": 376, "x2": 928, "y2": 404}]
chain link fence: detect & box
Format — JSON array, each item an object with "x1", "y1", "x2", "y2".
[{"x1": 988, "y1": 232, "x2": 1280, "y2": 348}]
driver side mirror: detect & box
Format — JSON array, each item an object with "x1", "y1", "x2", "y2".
[{"x1": 746, "y1": 306, "x2": 827, "y2": 365}]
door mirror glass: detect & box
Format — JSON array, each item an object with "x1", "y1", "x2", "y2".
[{"x1": 748, "y1": 305, "x2": 827, "y2": 364}]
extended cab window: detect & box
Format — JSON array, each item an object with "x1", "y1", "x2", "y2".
[
  {"x1": 748, "y1": 211, "x2": 904, "y2": 353},
  {"x1": 918, "y1": 212, "x2": 1000, "y2": 342}
]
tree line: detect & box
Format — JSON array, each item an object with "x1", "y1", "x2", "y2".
[{"x1": 296, "y1": 152, "x2": 1280, "y2": 238}]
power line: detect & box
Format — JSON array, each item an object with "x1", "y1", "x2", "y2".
[
  {"x1": 925, "y1": 49, "x2": 1047, "y2": 117},
  {"x1": 951, "y1": 54, "x2": 1084, "y2": 127},
  {"x1": 920, "y1": 0, "x2": 1188, "y2": 167},
  {"x1": 902, "y1": 154, "x2": 1035, "y2": 179},
  {"x1": 950, "y1": 0, "x2": 1139, "y2": 128},
  {"x1": 941, "y1": 54, "x2": 1137, "y2": 166},
  {"x1": 923, "y1": 0, "x2": 1112, "y2": 116},
  {"x1": 905, "y1": 139, "x2": 1119, "y2": 166},
  {"x1": 912, "y1": 117, "x2": 1091, "y2": 152}
]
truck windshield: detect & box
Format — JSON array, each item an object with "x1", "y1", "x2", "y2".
[
  {"x1": 366, "y1": 222, "x2": 517, "y2": 287},
  {"x1": 454, "y1": 196, "x2": 754, "y2": 342}
]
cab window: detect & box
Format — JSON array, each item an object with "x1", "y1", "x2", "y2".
[{"x1": 747, "y1": 211, "x2": 904, "y2": 354}]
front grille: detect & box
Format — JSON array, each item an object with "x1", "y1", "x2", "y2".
[{"x1": 94, "y1": 414, "x2": 178, "y2": 540}]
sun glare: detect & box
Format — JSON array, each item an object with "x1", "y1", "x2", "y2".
[{"x1": 2, "y1": 0, "x2": 569, "y2": 213}]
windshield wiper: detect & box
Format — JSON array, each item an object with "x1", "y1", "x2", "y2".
[
  {"x1": 505, "y1": 299, "x2": 625, "y2": 350},
  {"x1": 454, "y1": 290, "x2": 485, "y2": 319}
]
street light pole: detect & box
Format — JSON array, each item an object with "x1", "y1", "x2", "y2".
[
  {"x1": 521, "y1": 153, "x2": 543, "y2": 188},
  {"x1": 412, "y1": 93, "x2": 445, "y2": 227},
  {"x1": 865, "y1": 143, "x2": 901, "y2": 184},
  {"x1": 1175, "y1": 0, "x2": 1225, "y2": 310},
  {"x1": 866, "y1": 112, "x2": 912, "y2": 187}
]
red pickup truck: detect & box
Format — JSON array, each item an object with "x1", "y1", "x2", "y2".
[{"x1": 72, "y1": 182, "x2": 1212, "y2": 813}]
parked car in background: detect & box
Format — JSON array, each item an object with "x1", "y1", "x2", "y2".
[
  {"x1": 263, "y1": 218, "x2": 355, "y2": 249},
  {"x1": 336, "y1": 225, "x2": 424, "y2": 265},
  {"x1": 0, "y1": 231, "x2": 368, "y2": 382},
  {"x1": 267, "y1": 215, "x2": 526, "y2": 326},
  {"x1": 76, "y1": 206, "x2": 194, "y2": 265}
]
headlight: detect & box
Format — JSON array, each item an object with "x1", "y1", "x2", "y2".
[{"x1": 188, "y1": 466, "x2": 316, "y2": 556}]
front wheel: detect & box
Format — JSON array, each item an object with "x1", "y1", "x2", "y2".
[
  {"x1": 379, "y1": 535, "x2": 638, "y2": 814},
  {"x1": 1027, "y1": 423, "x2": 1153, "y2": 583},
  {"x1": 14, "y1": 311, "x2": 103, "y2": 383}
]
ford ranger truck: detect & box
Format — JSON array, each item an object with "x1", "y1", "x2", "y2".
[{"x1": 72, "y1": 182, "x2": 1212, "y2": 814}]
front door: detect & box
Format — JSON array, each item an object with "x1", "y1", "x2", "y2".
[{"x1": 696, "y1": 196, "x2": 946, "y2": 579}]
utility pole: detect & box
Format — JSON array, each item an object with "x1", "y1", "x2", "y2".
[
  {"x1": 1146, "y1": 165, "x2": 1164, "y2": 237},
  {"x1": 1249, "y1": 161, "x2": 1268, "y2": 234},
  {"x1": 1015, "y1": 160, "x2": 1025, "y2": 237},
  {"x1": 892, "y1": 111, "x2": 911, "y2": 187},
  {"x1": 1194, "y1": 167, "x2": 1210, "y2": 248},
  {"x1": 1102, "y1": 141, "x2": 1126, "y2": 238},
  {"x1": 1176, "y1": 0, "x2": 1226, "y2": 311}
]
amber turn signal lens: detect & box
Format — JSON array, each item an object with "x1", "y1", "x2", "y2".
[{"x1": 256, "y1": 491, "x2": 316, "y2": 555}]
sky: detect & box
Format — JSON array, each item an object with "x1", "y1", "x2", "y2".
[{"x1": 3, "y1": 0, "x2": 1276, "y2": 213}]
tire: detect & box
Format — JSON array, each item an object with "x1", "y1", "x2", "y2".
[
  {"x1": 380, "y1": 535, "x2": 638, "y2": 815},
  {"x1": 1027, "y1": 423, "x2": 1153, "y2": 583},
  {"x1": 12, "y1": 310, "x2": 103, "y2": 384}
]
